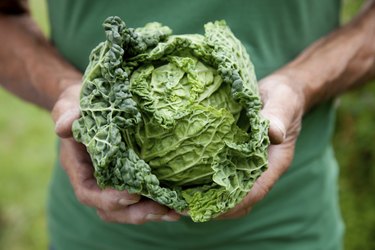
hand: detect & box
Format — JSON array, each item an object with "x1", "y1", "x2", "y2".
[
  {"x1": 219, "y1": 73, "x2": 305, "y2": 219},
  {"x1": 52, "y1": 84, "x2": 180, "y2": 224}
]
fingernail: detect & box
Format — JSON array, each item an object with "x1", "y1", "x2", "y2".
[
  {"x1": 272, "y1": 118, "x2": 286, "y2": 141},
  {"x1": 118, "y1": 198, "x2": 138, "y2": 206},
  {"x1": 145, "y1": 214, "x2": 162, "y2": 221},
  {"x1": 177, "y1": 210, "x2": 189, "y2": 216},
  {"x1": 161, "y1": 214, "x2": 179, "y2": 222}
]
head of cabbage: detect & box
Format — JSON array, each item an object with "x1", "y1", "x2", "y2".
[{"x1": 72, "y1": 16, "x2": 269, "y2": 222}]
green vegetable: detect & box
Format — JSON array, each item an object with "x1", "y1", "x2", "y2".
[{"x1": 72, "y1": 16, "x2": 269, "y2": 222}]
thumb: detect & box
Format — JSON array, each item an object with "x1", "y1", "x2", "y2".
[
  {"x1": 54, "y1": 108, "x2": 80, "y2": 138},
  {"x1": 259, "y1": 75, "x2": 303, "y2": 145},
  {"x1": 261, "y1": 111, "x2": 286, "y2": 145},
  {"x1": 51, "y1": 84, "x2": 81, "y2": 138}
]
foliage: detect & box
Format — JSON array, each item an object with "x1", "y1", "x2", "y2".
[
  {"x1": 73, "y1": 17, "x2": 269, "y2": 222},
  {"x1": 0, "y1": 0, "x2": 373, "y2": 249},
  {"x1": 335, "y1": 83, "x2": 375, "y2": 250},
  {"x1": 0, "y1": 91, "x2": 53, "y2": 249},
  {"x1": 334, "y1": 0, "x2": 375, "y2": 249}
]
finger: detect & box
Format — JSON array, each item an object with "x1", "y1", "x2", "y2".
[
  {"x1": 259, "y1": 75, "x2": 304, "y2": 144},
  {"x1": 219, "y1": 141, "x2": 295, "y2": 220},
  {"x1": 97, "y1": 199, "x2": 181, "y2": 224},
  {"x1": 77, "y1": 179, "x2": 141, "y2": 211},
  {"x1": 247, "y1": 143, "x2": 294, "y2": 204},
  {"x1": 52, "y1": 84, "x2": 81, "y2": 138},
  {"x1": 60, "y1": 138, "x2": 141, "y2": 211},
  {"x1": 54, "y1": 108, "x2": 80, "y2": 138},
  {"x1": 261, "y1": 112, "x2": 286, "y2": 145}
]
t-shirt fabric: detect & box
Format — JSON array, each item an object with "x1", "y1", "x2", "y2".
[{"x1": 47, "y1": 1, "x2": 344, "y2": 249}]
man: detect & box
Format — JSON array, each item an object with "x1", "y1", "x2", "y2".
[{"x1": 1, "y1": 0, "x2": 374, "y2": 249}]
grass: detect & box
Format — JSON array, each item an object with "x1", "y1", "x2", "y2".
[{"x1": 0, "y1": 1, "x2": 374, "y2": 250}]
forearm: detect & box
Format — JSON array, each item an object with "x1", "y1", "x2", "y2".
[
  {"x1": 278, "y1": 0, "x2": 375, "y2": 112},
  {"x1": 0, "y1": 4, "x2": 81, "y2": 111}
]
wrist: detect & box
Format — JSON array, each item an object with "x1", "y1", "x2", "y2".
[
  {"x1": 274, "y1": 66, "x2": 318, "y2": 113},
  {"x1": 261, "y1": 69, "x2": 308, "y2": 114},
  {"x1": 27, "y1": 46, "x2": 82, "y2": 110},
  {"x1": 274, "y1": 3, "x2": 375, "y2": 112}
]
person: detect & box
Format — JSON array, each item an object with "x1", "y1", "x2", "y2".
[{"x1": 1, "y1": 0, "x2": 374, "y2": 249}]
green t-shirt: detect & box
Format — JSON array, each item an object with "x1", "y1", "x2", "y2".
[{"x1": 47, "y1": 1, "x2": 344, "y2": 249}]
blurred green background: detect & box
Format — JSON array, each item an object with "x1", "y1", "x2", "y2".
[{"x1": 0, "y1": 0, "x2": 374, "y2": 249}]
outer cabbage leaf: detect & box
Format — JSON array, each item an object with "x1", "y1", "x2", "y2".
[
  {"x1": 72, "y1": 16, "x2": 187, "y2": 212},
  {"x1": 73, "y1": 16, "x2": 269, "y2": 222}
]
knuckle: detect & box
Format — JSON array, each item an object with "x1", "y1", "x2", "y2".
[
  {"x1": 97, "y1": 210, "x2": 145, "y2": 224},
  {"x1": 102, "y1": 200, "x2": 120, "y2": 211},
  {"x1": 51, "y1": 99, "x2": 66, "y2": 120},
  {"x1": 51, "y1": 98, "x2": 62, "y2": 113},
  {"x1": 122, "y1": 211, "x2": 147, "y2": 225},
  {"x1": 129, "y1": 217, "x2": 146, "y2": 225},
  {"x1": 97, "y1": 211, "x2": 112, "y2": 222},
  {"x1": 75, "y1": 189, "x2": 89, "y2": 205},
  {"x1": 241, "y1": 206, "x2": 252, "y2": 217},
  {"x1": 253, "y1": 181, "x2": 270, "y2": 202}
]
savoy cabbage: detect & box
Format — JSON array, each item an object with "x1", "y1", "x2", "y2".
[{"x1": 72, "y1": 16, "x2": 269, "y2": 222}]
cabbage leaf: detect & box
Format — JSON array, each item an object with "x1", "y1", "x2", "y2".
[{"x1": 72, "y1": 16, "x2": 269, "y2": 222}]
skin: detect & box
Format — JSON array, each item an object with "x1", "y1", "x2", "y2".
[{"x1": 0, "y1": 0, "x2": 374, "y2": 224}]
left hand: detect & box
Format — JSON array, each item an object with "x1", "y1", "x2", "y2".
[
  {"x1": 219, "y1": 73, "x2": 305, "y2": 219},
  {"x1": 52, "y1": 84, "x2": 180, "y2": 224}
]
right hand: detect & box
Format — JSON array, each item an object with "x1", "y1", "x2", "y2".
[
  {"x1": 52, "y1": 84, "x2": 180, "y2": 224},
  {"x1": 219, "y1": 73, "x2": 304, "y2": 219}
]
